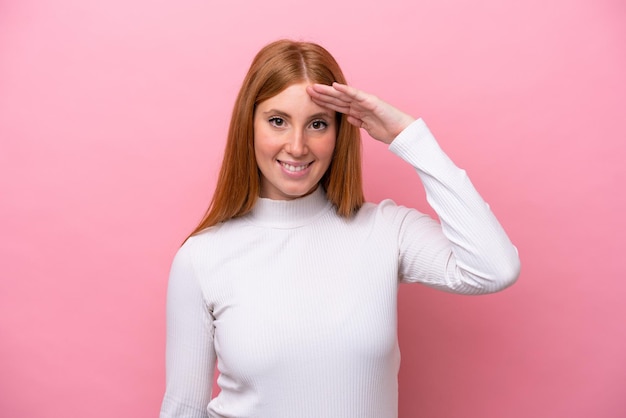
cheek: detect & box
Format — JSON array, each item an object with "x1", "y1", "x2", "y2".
[
  {"x1": 310, "y1": 127, "x2": 337, "y2": 160},
  {"x1": 253, "y1": 126, "x2": 273, "y2": 159},
  {"x1": 321, "y1": 134, "x2": 337, "y2": 160}
]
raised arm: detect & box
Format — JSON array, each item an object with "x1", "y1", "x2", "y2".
[
  {"x1": 309, "y1": 82, "x2": 520, "y2": 293},
  {"x1": 389, "y1": 120, "x2": 520, "y2": 293}
]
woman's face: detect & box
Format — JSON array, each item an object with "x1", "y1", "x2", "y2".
[{"x1": 253, "y1": 82, "x2": 336, "y2": 200}]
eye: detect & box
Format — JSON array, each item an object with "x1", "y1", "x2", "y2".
[
  {"x1": 269, "y1": 117, "x2": 285, "y2": 127},
  {"x1": 310, "y1": 120, "x2": 328, "y2": 130}
]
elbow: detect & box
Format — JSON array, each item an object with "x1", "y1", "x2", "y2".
[
  {"x1": 488, "y1": 252, "x2": 521, "y2": 293},
  {"x1": 499, "y1": 257, "x2": 521, "y2": 290},
  {"x1": 462, "y1": 252, "x2": 521, "y2": 295},
  {"x1": 445, "y1": 247, "x2": 522, "y2": 295}
]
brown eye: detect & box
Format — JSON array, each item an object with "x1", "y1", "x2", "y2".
[
  {"x1": 311, "y1": 120, "x2": 328, "y2": 130},
  {"x1": 269, "y1": 117, "x2": 285, "y2": 127}
]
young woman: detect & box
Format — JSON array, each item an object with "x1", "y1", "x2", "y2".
[{"x1": 160, "y1": 39, "x2": 520, "y2": 418}]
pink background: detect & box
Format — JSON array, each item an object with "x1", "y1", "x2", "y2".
[{"x1": 1, "y1": 0, "x2": 625, "y2": 417}]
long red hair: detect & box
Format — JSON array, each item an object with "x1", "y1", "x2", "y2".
[{"x1": 189, "y1": 40, "x2": 364, "y2": 237}]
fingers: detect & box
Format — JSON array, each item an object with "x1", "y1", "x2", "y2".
[
  {"x1": 306, "y1": 85, "x2": 350, "y2": 114},
  {"x1": 308, "y1": 83, "x2": 373, "y2": 118},
  {"x1": 308, "y1": 83, "x2": 364, "y2": 103},
  {"x1": 306, "y1": 85, "x2": 363, "y2": 128},
  {"x1": 346, "y1": 115, "x2": 364, "y2": 128},
  {"x1": 329, "y1": 82, "x2": 366, "y2": 102},
  {"x1": 307, "y1": 90, "x2": 346, "y2": 107},
  {"x1": 309, "y1": 82, "x2": 416, "y2": 142},
  {"x1": 307, "y1": 84, "x2": 348, "y2": 105},
  {"x1": 312, "y1": 99, "x2": 352, "y2": 115}
]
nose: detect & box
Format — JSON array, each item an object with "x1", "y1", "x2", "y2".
[{"x1": 285, "y1": 128, "x2": 308, "y2": 157}]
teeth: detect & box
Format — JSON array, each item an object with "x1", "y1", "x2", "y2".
[{"x1": 280, "y1": 162, "x2": 310, "y2": 172}]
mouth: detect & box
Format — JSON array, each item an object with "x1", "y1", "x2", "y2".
[{"x1": 278, "y1": 160, "x2": 313, "y2": 172}]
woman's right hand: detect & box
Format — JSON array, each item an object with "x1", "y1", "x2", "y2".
[{"x1": 307, "y1": 82, "x2": 416, "y2": 144}]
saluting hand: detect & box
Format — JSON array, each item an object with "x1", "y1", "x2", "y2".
[{"x1": 307, "y1": 82, "x2": 416, "y2": 145}]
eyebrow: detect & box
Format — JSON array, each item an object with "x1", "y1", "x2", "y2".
[{"x1": 261, "y1": 109, "x2": 333, "y2": 119}]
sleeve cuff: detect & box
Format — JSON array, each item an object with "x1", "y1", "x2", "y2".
[{"x1": 388, "y1": 118, "x2": 458, "y2": 175}]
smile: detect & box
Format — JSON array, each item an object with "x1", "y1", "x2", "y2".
[{"x1": 278, "y1": 161, "x2": 313, "y2": 172}]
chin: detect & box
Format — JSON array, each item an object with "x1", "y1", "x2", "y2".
[
  {"x1": 265, "y1": 183, "x2": 320, "y2": 201},
  {"x1": 282, "y1": 188, "x2": 315, "y2": 199}
]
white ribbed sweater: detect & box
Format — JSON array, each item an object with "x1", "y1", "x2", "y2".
[{"x1": 160, "y1": 119, "x2": 520, "y2": 418}]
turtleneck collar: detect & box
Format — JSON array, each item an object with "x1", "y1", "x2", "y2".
[{"x1": 245, "y1": 186, "x2": 333, "y2": 229}]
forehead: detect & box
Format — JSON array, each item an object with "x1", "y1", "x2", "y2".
[{"x1": 257, "y1": 83, "x2": 332, "y2": 117}]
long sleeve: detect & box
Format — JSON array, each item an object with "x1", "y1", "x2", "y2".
[
  {"x1": 388, "y1": 118, "x2": 520, "y2": 294},
  {"x1": 160, "y1": 242, "x2": 216, "y2": 418}
]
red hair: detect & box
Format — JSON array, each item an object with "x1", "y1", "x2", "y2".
[{"x1": 189, "y1": 40, "x2": 364, "y2": 237}]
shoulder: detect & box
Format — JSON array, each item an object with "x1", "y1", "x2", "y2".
[
  {"x1": 355, "y1": 199, "x2": 422, "y2": 224},
  {"x1": 178, "y1": 224, "x2": 222, "y2": 253},
  {"x1": 347, "y1": 200, "x2": 431, "y2": 242},
  {"x1": 172, "y1": 217, "x2": 261, "y2": 278},
  {"x1": 172, "y1": 222, "x2": 233, "y2": 266}
]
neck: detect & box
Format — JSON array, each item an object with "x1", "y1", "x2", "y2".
[{"x1": 247, "y1": 187, "x2": 331, "y2": 228}]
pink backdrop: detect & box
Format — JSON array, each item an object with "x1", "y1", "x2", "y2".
[{"x1": 1, "y1": 0, "x2": 625, "y2": 417}]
